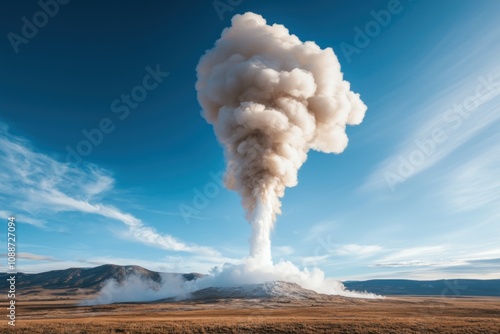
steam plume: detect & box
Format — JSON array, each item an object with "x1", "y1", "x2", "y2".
[
  {"x1": 88, "y1": 13, "x2": 371, "y2": 304},
  {"x1": 196, "y1": 12, "x2": 367, "y2": 264}
]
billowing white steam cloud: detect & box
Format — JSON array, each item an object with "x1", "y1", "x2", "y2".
[
  {"x1": 196, "y1": 12, "x2": 367, "y2": 265},
  {"x1": 86, "y1": 260, "x2": 375, "y2": 305}
]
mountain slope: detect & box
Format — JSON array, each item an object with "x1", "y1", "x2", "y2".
[
  {"x1": 187, "y1": 281, "x2": 319, "y2": 300},
  {"x1": 0, "y1": 264, "x2": 201, "y2": 291}
]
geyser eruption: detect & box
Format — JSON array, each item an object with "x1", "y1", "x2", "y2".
[
  {"x1": 249, "y1": 194, "x2": 274, "y2": 266},
  {"x1": 196, "y1": 12, "x2": 367, "y2": 264},
  {"x1": 87, "y1": 13, "x2": 373, "y2": 305}
]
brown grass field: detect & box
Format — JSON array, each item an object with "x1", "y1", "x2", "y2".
[{"x1": 2, "y1": 295, "x2": 499, "y2": 333}]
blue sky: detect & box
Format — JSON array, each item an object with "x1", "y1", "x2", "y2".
[{"x1": 0, "y1": 0, "x2": 499, "y2": 280}]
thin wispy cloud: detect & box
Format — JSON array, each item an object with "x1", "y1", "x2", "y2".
[
  {"x1": 0, "y1": 124, "x2": 218, "y2": 256},
  {"x1": 389, "y1": 257, "x2": 500, "y2": 280},
  {"x1": 362, "y1": 67, "x2": 500, "y2": 192},
  {"x1": 376, "y1": 245, "x2": 446, "y2": 263},
  {"x1": 442, "y1": 141, "x2": 500, "y2": 213},
  {"x1": 335, "y1": 244, "x2": 382, "y2": 256},
  {"x1": 299, "y1": 254, "x2": 331, "y2": 267},
  {"x1": 372, "y1": 259, "x2": 464, "y2": 268},
  {"x1": 13, "y1": 252, "x2": 59, "y2": 262},
  {"x1": 345, "y1": 263, "x2": 500, "y2": 281},
  {"x1": 369, "y1": 245, "x2": 500, "y2": 274},
  {"x1": 304, "y1": 220, "x2": 338, "y2": 242},
  {"x1": 0, "y1": 210, "x2": 47, "y2": 228}
]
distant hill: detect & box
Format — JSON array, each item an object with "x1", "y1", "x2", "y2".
[
  {"x1": 0, "y1": 264, "x2": 202, "y2": 292},
  {"x1": 344, "y1": 279, "x2": 500, "y2": 297}
]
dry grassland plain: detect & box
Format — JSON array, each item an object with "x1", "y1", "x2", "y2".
[{"x1": 1, "y1": 293, "x2": 499, "y2": 333}]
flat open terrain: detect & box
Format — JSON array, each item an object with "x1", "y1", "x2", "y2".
[{"x1": 2, "y1": 295, "x2": 499, "y2": 333}]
